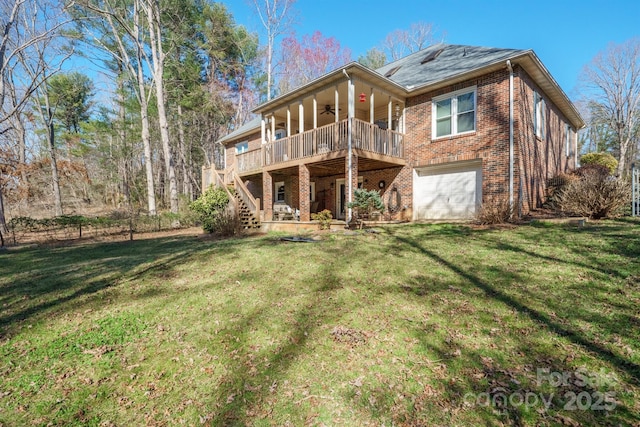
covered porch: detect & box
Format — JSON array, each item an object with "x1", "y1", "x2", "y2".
[{"x1": 253, "y1": 155, "x2": 404, "y2": 224}]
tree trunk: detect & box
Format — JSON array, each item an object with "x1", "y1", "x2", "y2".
[
  {"x1": 177, "y1": 104, "x2": 192, "y2": 199},
  {"x1": 146, "y1": 0, "x2": 178, "y2": 214},
  {"x1": 133, "y1": 3, "x2": 157, "y2": 216},
  {"x1": 47, "y1": 117, "x2": 63, "y2": 216},
  {"x1": 616, "y1": 136, "x2": 630, "y2": 178},
  {"x1": 0, "y1": 185, "x2": 7, "y2": 236}
]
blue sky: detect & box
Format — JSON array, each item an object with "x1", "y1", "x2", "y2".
[{"x1": 223, "y1": 0, "x2": 640, "y2": 99}]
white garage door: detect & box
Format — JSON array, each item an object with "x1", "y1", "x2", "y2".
[{"x1": 413, "y1": 162, "x2": 482, "y2": 220}]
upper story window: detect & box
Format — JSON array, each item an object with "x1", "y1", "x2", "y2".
[
  {"x1": 235, "y1": 141, "x2": 249, "y2": 154},
  {"x1": 534, "y1": 91, "x2": 546, "y2": 139},
  {"x1": 432, "y1": 87, "x2": 476, "y2": 139}
]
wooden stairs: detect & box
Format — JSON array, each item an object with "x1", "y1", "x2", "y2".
[{"x1": 231, "y1": 188, "x2": 261, "y2": 230}]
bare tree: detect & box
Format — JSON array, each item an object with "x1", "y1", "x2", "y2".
[
  {"x1": 142, "y1": 0, "x2": 178, "y2": 213},
  {"x1": 250, "y1": 0, "x2": 296, "y2": 100},
  {"x1": 73, "y1": 0, "x2": 158, "y2": 214},
  {"x1": 1, "y1": 0, "x2": 70, "y2": 126},
  {"x1": 382, "y1": 21, "x2": 443, "y2": 61},
  {"x1": 1, "y1": 0, "x2": 71, "y2": 218},
  {"x1": 580, "y1": 38, "x2": 640, "y2": 177}
]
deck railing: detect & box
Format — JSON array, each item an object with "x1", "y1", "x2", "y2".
[
  {"x1": 235, "y1": 118, "x2": 404, "y2": 174},
  {"x1": 236, "y1": 149, "x2": 262, "y2": 175}
]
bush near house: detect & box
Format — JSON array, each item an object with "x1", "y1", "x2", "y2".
[
  {"x1": 475, "y1": 196, "x2": 513, "y2": 224},
  {"x1": 348, "y1": 189, "x2": 384, "y2": 228},
  {"x1": 555, "y1": 165, "x2": 629, "y2": 219},
  {"x1": 311, "y1": 209, "x2": 333, "y2": 230},
  {"x1": 189, "y1": 186, "x2": 231, "y2": 234},
  {"x1": 580, "y1": 152, "x2": 618, "y2": 175}
]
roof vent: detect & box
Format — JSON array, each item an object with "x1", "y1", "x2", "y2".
[
  {"x1": 385, "y1": 66, "x2": 401, "y2": 78},
  {"x1": 421, "y1": 47, "x2": 444, "y2": 64}
]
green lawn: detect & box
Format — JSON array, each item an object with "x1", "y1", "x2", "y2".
[{"x1": 1, "y1": 220, "x2": 639, "y2": 426}]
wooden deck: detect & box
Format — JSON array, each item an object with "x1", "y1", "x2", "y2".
[{"x1": 236, "y1": 118, "x2": 405, "y2": 175}]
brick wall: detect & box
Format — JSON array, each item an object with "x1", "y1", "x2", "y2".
[
  {"x1": 514, "y1": 67, "x2": 577, "y2": 214},
  {"x1": 393, "y1": 67, "x2": 576, "y2": 217},
  {"x1": 397, "y1": 69, "x2": 511, "y2": 216}
]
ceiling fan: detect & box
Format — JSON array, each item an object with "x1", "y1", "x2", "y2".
[{"x1": 320, "y1": 104, "x2": 336, "y2": 115}]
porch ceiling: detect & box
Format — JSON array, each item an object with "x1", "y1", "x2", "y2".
[{"x1": 308, "y1": 157, "x2": 404, "y2": 178}]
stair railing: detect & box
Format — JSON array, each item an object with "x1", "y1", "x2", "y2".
[
  {"x1": 232, "y1": 172, "x2": 259, "y2": 216},
  {"x1": 212, "y1": 167, "x2": 237, "y2": 215}
]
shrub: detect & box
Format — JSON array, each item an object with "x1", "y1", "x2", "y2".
[
  {"x1": 311, "y1": 209, "x2": 333, "y2": 230},
  {"x1": 190, "y1": 186, "x2": 231, "y2": 233},
  {"x1": 556, "y1": 168, "x2": 629, "y2": 219},
  {"x1": 545, "y1": 173, "x2": 579, "y2": 209},
  {"x1": 348, "y1": 189, "x2": 384, "y2": 228},
  {"x1": 211, "y1": 212, "x2": 243, "y2": 237},
  {"x1": 574, "y1": 163, "x2": 610, "y2": 178},
  {"x1": 475, "y1": 196, "x2": 513, "y2": 225},
  {"x1": 580, "y1": 152, "x2": 618, "y2": 175}
]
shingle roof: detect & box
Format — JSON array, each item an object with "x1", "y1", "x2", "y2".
[
  {"x1": 217, "y1": 116, "x2": 261, "y2": 145},
  {"x1": 376, "y1": 43, "x2": 526, "y2": 88}
]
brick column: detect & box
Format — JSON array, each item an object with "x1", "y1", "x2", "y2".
[
  {"x1": 263, "y1": 171, "x2": 273, "y2": 221},
  {"x1": 298, "y1": 164, "x2": 311, "y2": 221}
]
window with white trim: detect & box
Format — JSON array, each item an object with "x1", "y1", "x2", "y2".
[
  {"x1": 432, "y1": 87, "x2": 476, "y2": 138},
  {"x1": 534, "y1": 92, "x2": 545, "y2": 139},
  {"x1": 565, "y1": 123, "x2": 570, "y2": 157},
  {"x1": 235, "y1": 141, "x2": 249, "y2": 154}
]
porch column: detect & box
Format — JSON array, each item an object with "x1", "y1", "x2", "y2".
[
  {"x1": 313, "y1": 95, "x2": 317, "y2": 129},
  {"x1": 369, "y1": 87, "x2": 375, "y2": 123},
  {"x1": 388, "y1": 96, "x2": 392, "y2": 129},
  {"x1": 335, "y1": 85, "x2": 339, "y2": 123},
  {"x1": 261, "y1": 116, "x2": 266, "y2": 144},
  {"x1": 299, "y1": 100, "x2": 304, "y2": 133},
  {"x1": 298, "y1": 164, "x2": 310, "y2": 222},
  {"x1": 270, "y1": 114, "x2": 276, "y2": 141},
  {"x1": 263, "y1": 171, "x2": 273, "y2": 221}
]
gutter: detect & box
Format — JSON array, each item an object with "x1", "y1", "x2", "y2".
[{"x1": 506, "y1": 60, "x2": 514, "y2": 213}]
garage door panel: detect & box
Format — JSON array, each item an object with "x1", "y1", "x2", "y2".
[{"x1": 413, "y1": 163, "x2": 482, "y2": 220}]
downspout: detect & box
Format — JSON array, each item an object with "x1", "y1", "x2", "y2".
[
  {"x1": 343, "y1": 69, "x2": 354, "y2": 225},
  {"x1": 506, "y1": 60, "x2": 514, "y2": 213}
]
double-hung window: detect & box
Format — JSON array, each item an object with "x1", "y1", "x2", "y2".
[{"x1": 433, "y1": 87, "x2": 476, "y2": 139}]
